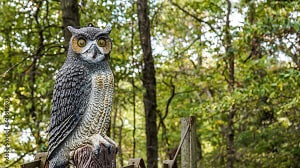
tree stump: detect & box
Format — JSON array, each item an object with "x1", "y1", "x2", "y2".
[{"x1": 73, "y1": 144, "x2": 116, "y2": 168}]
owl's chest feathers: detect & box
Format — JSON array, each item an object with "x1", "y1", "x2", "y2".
[{"x1": 81, "y1": 68, "x2": 114, "y2": 135}]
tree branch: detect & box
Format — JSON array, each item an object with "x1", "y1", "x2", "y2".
[{"x1": 169, "y1": 0, "x2": 218, "y2": 35}]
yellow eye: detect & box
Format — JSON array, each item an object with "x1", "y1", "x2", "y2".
[
  {"x1": 97, "y1": 39, "x2": 106, "y2": 47},
  {"x1": 77, "y1": 38, "x2": 86, "y2": 47}
]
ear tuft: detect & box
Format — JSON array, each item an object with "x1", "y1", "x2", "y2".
[
  {"x1": 67, "y1": 26, "x2": 76, "y2": 34},
  {"x1": 104, "y1": 24, "x2": 112, "y2": 34}
]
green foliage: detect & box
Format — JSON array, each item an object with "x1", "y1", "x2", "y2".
[{"x1": 0, "y1": 0, "x2": 299, "y2": 167}]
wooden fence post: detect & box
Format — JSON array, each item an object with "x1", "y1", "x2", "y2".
[
  {"x1": 21, "y1": 145, "x2": 116, "y2": 168},
  {"x1": 181, "y1": 116, "x2": 197, "y2": 168},
  {"x1": 72, "y1": 144, "x2": 117, "y2": 168}
]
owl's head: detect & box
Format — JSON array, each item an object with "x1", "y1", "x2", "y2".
[{"x1": 67, "y1": 24, "x2": 112, "y2": 63}]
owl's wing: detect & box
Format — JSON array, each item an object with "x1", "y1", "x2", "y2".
[{"x1": 48, "y1": 64, "x2": 91, "y2": 159}]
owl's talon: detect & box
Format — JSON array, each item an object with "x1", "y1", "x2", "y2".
[
  {"x1": 107, "y1": 145, "x2": 111, "y2": 154},
  {"x1": 107, "y1": 144, "x2": 117, "y2": 154},
  {"x1": 94, "y1": 145, "x2": 102, "y2": 157},
  {"x1": 88, "y1": 134, "x2": 117, "y2": 157},
  {"x1": 99, "y1": 141, "x2": 114, "y2": 154},
  {"x1": 102, "y1": 134, "x2": 118, "y2": 155}
]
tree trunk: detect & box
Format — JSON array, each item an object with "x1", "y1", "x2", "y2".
[
  {"x1": 224, "y1": 1, "x2": 235, "y2": 168},
  {"x1": 243, "y1": 0, "x2": 260, "y2": 63},
  {"x1": 131, "y1": 1, "x2": 137, "y2": 158},
  {"x1": 137, "y1": 0, "x2": 158, "y2": 168},
  {"x1": 61, "y1": 0, "x2": 80, "y2": 49}
]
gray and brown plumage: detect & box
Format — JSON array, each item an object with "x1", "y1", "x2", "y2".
[{"x1": 47, "y1": 24, "x2": 116, "y2": 168}]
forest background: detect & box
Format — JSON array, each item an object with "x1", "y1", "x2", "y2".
[{"x1": 0, "y1": 0, "x2": 299, "y2": 167}]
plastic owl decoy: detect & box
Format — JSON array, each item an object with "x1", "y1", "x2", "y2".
[{"x1": 47, "y1": 24, "x2": 116, "y2": 168}]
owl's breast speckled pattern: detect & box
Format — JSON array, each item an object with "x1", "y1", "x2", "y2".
[
  {"x1": 97, "y1": 75, "x2": 104, "y2": 88},
  {"x1": 85, "y1": 71, "x2": 114, "y2": 134},
  {"x1": 65, "y1": 63, "x2": 114, "y2": 151}
]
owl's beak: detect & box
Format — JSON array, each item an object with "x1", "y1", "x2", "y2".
[
  {"x1": 82, "y1": 43, "x2": 105, "y2": 63},
  {"x1": 91, "y1": 45, "x2": 103, "y2": 59},
  {"x1": 92, "y1": 46, "x2": 97, "y2": 59}
]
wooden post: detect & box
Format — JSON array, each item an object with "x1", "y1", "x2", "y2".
[
  {"x1": 73, "y1": 144, "x2": 117, "y2": 168},
  {"x1": 181, "y1": 116, "x2": 197, "y2": 168}
]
